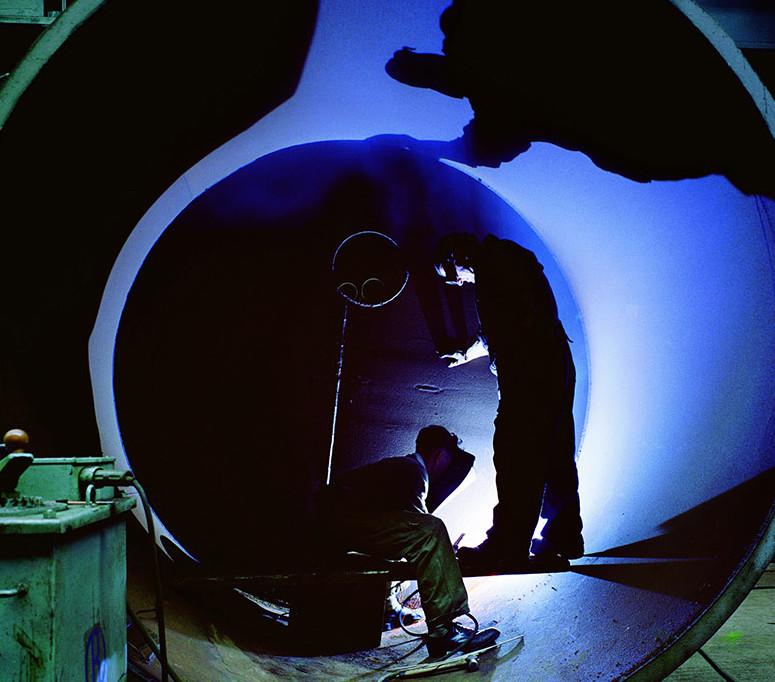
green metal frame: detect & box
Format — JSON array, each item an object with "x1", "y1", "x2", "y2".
[{"x1": 0, "y1": 0, "x2": 106, "y2": 130}]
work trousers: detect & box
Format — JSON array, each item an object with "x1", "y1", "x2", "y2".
[
  {"x1": 488, "y1": 334, "x2": 582, "y2": 555},
  {"x1": 325, "y1": 509, "x2": 469, "y2": 629}
]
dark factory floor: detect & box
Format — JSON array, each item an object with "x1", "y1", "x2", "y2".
[{"x1": 124, "y1": 520, "x2": 774, "y2": 682}]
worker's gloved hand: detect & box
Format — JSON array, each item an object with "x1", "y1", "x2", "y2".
[
  {"x1": 440, "y1": 338, "x2": 489, "y2": 368},
  {"x1": 440, "y1": 350, "x2": 468, "y2": 368}
]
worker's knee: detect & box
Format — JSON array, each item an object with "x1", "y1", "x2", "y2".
[{"x1": 413, "y1": 513, "x2": 450, "y2": 542}]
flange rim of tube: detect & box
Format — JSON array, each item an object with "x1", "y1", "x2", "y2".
[
  {"x1": 626, "y1": 1, "x2": 775, "y2": 677},
  {"x1": 628, "y1": 505, "x2": 775, "y2": 679}
]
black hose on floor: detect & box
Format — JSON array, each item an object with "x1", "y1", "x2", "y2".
[
  {"x1": 127, "y1": 603, "x2": 185, "y2": 682},
  {"x1": 131, "y1": 480, "x2": 170, "y2": 682}
]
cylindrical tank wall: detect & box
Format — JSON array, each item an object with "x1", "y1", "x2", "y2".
[
  {"x1": 92, "y1": 2, "x2": 775, "y2": 678},
  {"x1": 0, "y1": 1, "x2": 772, "y2": 680}
]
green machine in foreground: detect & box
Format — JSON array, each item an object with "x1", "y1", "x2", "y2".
[{"x1": 0, "y1": 430, "x2": 136, "y2": 681}]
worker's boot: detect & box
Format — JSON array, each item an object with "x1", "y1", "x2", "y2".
[
  {"x1": 456, "y1": 537, "x2": 528, "y2": 573},
  {"x1": 426, "y1": 620, "x2": 500, "y2": 659},
  {"x1": 530, "y1": 534, "x2": 585, "y2": 560}
]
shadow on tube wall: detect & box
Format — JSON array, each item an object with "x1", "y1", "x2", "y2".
[{"x1": 575, "y1": 469, "x2": 775, "y2": 599}]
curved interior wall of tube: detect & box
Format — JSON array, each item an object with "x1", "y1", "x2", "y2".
[
  {"x1": 82, "y1": 0, "x2": 775, "y2": 677},
  {"x1": 110, "y1": 142, "x2": 589, "y2": 562},
  {"x1": 91, "y1": 0, "x2": 775, "y2": 561}
]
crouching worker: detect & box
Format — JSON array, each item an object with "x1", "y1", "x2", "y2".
[{"x1": 318, "y1": 425, "x2": 499, "y2": 658}]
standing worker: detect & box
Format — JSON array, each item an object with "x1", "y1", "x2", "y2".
[{"x1": 434, "y1": 233, "x2": 583, "y2": 569}]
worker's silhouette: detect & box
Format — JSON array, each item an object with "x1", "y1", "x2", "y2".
[
  {"x1": 318, "y1": 425, "x2": 499, "y2": 658},
  {"x1": 435, "y1": 234, "x2": 582, "y2": 569},
  {"x1": 384, "y1": 0, "x2": 775, "y2": 198}
]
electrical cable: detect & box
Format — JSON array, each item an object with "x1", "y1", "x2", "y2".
[
  {"x1": 397, "y1": 586, "x2": 423, "y2": 638},
  {"x1": 378, "y1": 612, "x2": 486, "y2": 682},
  {"x1": 325, "y1": 303, "x2": 348, "y2": 485},
  {"x1": 396, "y1": 585, "x2": 480, "y2": 659},
  {"x1": 127, "y1": 603, "x2": 185, "y2": 682},
  {"x1": 448, "y1": 612, "x2": 480, "y2": 656},
  {"x1": 425, "y1": 612, "x2": 480, "y2": 660},
  {"x1": 131, "y1": 480, "x2": 170, "y2": 682},
  {"x1": 698, "y1": 648, "x2": 738, "y2": 682}
]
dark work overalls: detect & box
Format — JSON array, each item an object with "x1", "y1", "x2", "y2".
[
  {"x1": 319, "y1": 454, "x2": 469, "y2": 629},
  {"x1": 475, "y1": 235, "x2": 582, "y2": 556}
]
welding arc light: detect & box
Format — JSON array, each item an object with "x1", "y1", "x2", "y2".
[{"x1": 332, "y1": 230, "x2": 408, "y2": 308}]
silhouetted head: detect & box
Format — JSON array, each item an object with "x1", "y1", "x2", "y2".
[
  {"x1": 416, "y1": 424, "x2": 462, "y2": 484},
  {"x1": 434, "y1": 233, "x2": 479, "y2": 286}
]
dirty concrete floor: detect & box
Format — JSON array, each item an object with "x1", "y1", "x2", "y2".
[
  {"x1": 126, "y1": 554, "x2": 774, "y2": 681},
  {"x1": 665, "y1": 563, "x2": 774, "y2": 682}
]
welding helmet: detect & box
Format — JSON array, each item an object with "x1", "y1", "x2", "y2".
[{"x1": 417, "y1": 425, "x2": 475, "y2": 513}]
